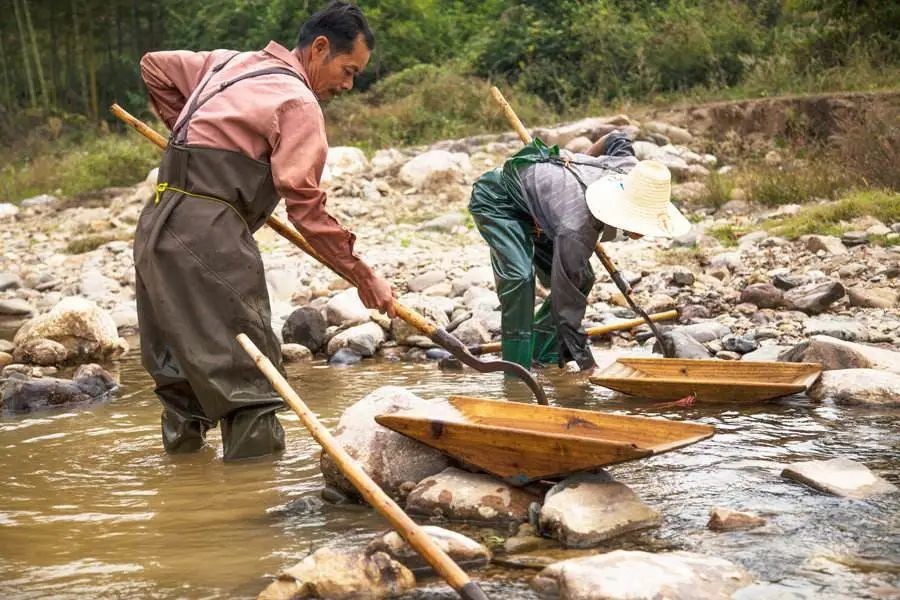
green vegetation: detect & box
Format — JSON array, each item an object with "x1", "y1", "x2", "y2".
[
  {"x1": 763, "y1": 189, "x2": 900, "y2": 240},
  {"x1": 707, "y1": 224, "x2": 745, "y2": 247},
  {"x1": 1, "y1": 1, "x2": 897, "y2": 204},
  {"x1": 65, "y1": 231, "x2": 134, "y2": 254}
]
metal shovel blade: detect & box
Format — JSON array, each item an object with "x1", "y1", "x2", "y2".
[{"x1": 432, "y1": 329, "x2": 549, "y2": 405}]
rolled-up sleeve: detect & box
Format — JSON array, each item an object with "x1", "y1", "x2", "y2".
[
  {"x1": 139, "y1": 50, "x2": 213, "y2": 129},
  {"x1": 269, "y1": 99, "x2": 373, "y2": 285}
]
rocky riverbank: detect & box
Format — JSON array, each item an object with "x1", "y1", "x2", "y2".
[{"x1": 1, "y1": 109, "x2": 898, "y2": 598}]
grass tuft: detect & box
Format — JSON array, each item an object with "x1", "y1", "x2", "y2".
[{"x1": 763, "y1": 189, "x2": 900, "y2": 239}]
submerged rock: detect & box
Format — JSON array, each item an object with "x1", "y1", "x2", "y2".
[
  {"x1": 781, "y1": 458, "x2": 897, "y2": 499},
  {"x1": 539, "y1": 472, "x2": 661, "y2": 548},
  {"x1": 329, "y1": 347, "x2": 363, "y2": 365},
  {"x1": 257, "y1": 547, "x2": 414, "y2": 600},
  {"x1": 327, "y1": 321, "x2": 386, "y2": 357},
  {"x1": 366, "y1": 526, "x2": 490, "y2": 574},
  {"x1": 406, "y1": 467, "x2": 538, "y2": 526},
  {"x1": 707, "y1": 507, "x2": 767, "y2": 531},
  {"x1": 1, "y1": 363, "x2": 117, "y2": 413},
  {"x1": 320, "y1": 387, "x2": 452, "y2": 501},
  {"x1": 531, "y1": 550, "x2": 753, "y2": 600}
]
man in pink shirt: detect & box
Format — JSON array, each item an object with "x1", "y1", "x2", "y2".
[{"x1": 135, "y1": 1, "x2": 393, "y2": 461}]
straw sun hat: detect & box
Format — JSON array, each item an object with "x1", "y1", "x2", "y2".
[{"x1": 585, "y1": 160, "x2": 691, "y2": 238}]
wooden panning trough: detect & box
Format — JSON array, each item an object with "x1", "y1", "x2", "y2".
[
  {"x1": 375, "y1": 395, "x2": 715, "y2": 486},
  {"x1": 590, "y1": 357, "x2": 822, "y2": 403}
]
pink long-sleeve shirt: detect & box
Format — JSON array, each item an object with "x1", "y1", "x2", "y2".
[{"x1": 139, "y1": 40, "x2": 374, "y2": 284}]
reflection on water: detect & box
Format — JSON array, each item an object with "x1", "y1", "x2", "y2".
[{"x1": 1, "y1": 355, "x2": 898, "y2": 599}]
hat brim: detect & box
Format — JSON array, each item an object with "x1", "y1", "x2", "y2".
[{"x1": 585, "y1": 177, "x2": 692, "y2": 238}]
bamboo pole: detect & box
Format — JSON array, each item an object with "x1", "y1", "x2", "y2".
[
  {"x1": 236, "y1": 334, "x2": 489, "y2": 600},
  {"x1": 469, "y1": 310, "x2": 678, "y2": 356}
]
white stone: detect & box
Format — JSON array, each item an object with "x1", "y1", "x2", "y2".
[
  {"x1": 531, "y1": 550, "x2": 753, "y2": 600},
  {"x1": 809, "y1": 368, "x2": 900, "y2": 406},
  {"x1": 322, "y1": 146, "x2": 369, "y2": 182},
  {"x1": 398, "y1": 150, "x2": 471, "y2": 191},
  {"x1": 0, "y1": 203, "x2": 19, "y2": 220},
  {"x1": 371, "y1": 148, "x2": 405, "y2": 175},
  {"x1": 781, "y1": 457, "x2": 897, "y2": 499},
  {"x1": 325, "y1": 288, "x2": 371, "y2": 327},
  {"x1": 281, "y1": 343, "x2": 312, "y2": 362},
  {"x1": 326, "y1": 321, "x2": 385, "y2": 357}
]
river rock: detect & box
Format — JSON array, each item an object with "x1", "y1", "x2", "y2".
[
  {"x1": 0, "y1": 203, "x2": 19, "y2": 220},
  {"x1": 802, "y1": 317, "x2": 868, "y2": 342},
  {"x1": 12, "y1": 297, "x2": 128, "y2": 363},
  {"x1": 320, "y1": 387, "x2": 453, "y2": 500},
  {"x1": 0, "y1": 352, "x2": 13, "y2": 368},
  {"x1": 677, "y1": 322, "x2": 731, "y2": 343},
  {"x1": 406, "y1": 467, "x2": 538, "y2": 525},
  {"x1": 367, "y1": 526, "x2": 490, "y2": 573},
  {"x1": 12, "y1": 338, "x2": 68, "y2": 366},
  {"x1": 329, "y1": 347, "x2": 362, "y2": 365},
  {"x1": 398, "y1": 150, "x2": 471, "y2": 191},
  {"x1": 707, "y1": 507, "x2": 767, "y2": 531},
  {"x1": 390, "y1": 294, "x2": 449, "y2": 344},
  {"x1": 783, "y1": 281, "x2": 845, "y2": 314},
  {"x1": 0, "y1": 272, "x2": 22, "y2": 291},
  {"x1": 324, "y1": 146, "x2": 369, "y2": 180},
  {"x1": 282, "y1": 306, "x2": 328, "y2": 353},
  {"x1": 452, "y1": 316, "x2": 492, "y2": 346},
  {"x1": 781, "y1": 458, "x2": 897, "y2": 499},
  {"x1": 531, "y1": 550, "x2": 753, "y2": 600},
  {"x1": 778, "y1": 335, "x2": 900, "y2": 374},
  {"x1": 802, "y1": 235, "x2": 848, "y2": 256},
  {"x1": 408, "y1": 270, "x2": 446, "y2": 293},
  {"x1": 773, "y1": 273, "x2": 803, "y2": 291},
  {"x1": 325, "y1": 289, "x2": 371, "y2": 327},
  {"x1": 1, "y1": 363, "x2": 117, "y2": 413},
  {"x1": 722, "y1": 333, "x2": 759, "y2": 354},
  {"x1": 741, "y1": 345, "x2": 791, "y2": 362},
  {"x1": 451, "y1": 267, "x2": 495, "y2": 296},
  {"x1": 848, "y1": 287, "x2": 897, "y2": 309},
  {"x1": 20, "y1": 194, "x2": 58, "y2": 208},
  {"x1": 419, "y1": 212, "x2": 467, "y2": 233},
  {"x1": 79, "y1": 268, "x2": 121, "y2": 303},
  {"x1": 258, "y1": 547, "x2": 414, "y2": 600},
  {"x1": 539, "y1": 472, "x2": 660, "y2": 548},
  {"x1": 655, "y1": 330, "x2": 710, "y2": 359},
  {"x1": 0, "y1": 298, "x2": 37, "y2": 317},
  {"x1": 327, "y1": 321, "x2": 386, "y2": 357},
  {"x1": 740, "y1": 283, "x2": 783, "y2": 309},
  {"x1": 281, "y1": 343, "x2": 312, "y2": 362},
  {"x1": 808, "y1": 369, "x2": 900, "y2": 406}
]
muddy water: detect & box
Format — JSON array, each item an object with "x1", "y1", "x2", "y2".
[{"x1": 1, "y1": 353, "x2": 898, "y2": 599}]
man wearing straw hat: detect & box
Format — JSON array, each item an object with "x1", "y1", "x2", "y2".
[{"x1": 468, "y1": 131, "x2": 691, "y2": 374}]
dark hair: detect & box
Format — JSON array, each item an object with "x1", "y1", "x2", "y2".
[{"x1": 297, "y1": 1, "x2": 374, "y2": 54}]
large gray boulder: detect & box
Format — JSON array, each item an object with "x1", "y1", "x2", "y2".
[
  {"x1": 406, "y1": 467, "x2": 538, "y2": 525},
  {"x1": 12, "y1": 297, "x2": 128, "y2": 363},
  {"x1": 655, "y1": 330, "x2": 710, "y2": 359},
  {"x1": 531, "y1": 550, "x2": 753, "y2": 600},
  {"x1": 319, "y1": 387, "x2": 453, "y2": 500},
  {"x1": 257, "y1": 547, "x2": 414, "y2": 600},
  {"x1": 778, "y1": 335, "x2": 900, "y2": 374},
  {"x1": 539, "y1": 472, "x2": 660, "y2": 548},
  {"x1": 781, "y1": 458, "x2": 897, "y2": 499},
  {"x1": 808, "y1": 369, "x2": 900, "y2": 406}
]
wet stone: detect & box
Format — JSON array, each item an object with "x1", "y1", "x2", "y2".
[
  {"x1": 538, "y1": 472, "x2": 661, "y2": 548},
  {"x1": 707, "y1": 507, "x2": 767, "y2": 531},
  {"x1": 282, "y1": 306, "x2": 328, "y2": 353},
  {"x1": 781, "y1": 458, "x2": 897, "y2": 499},
  {"x1": 531, "y1": 550, "x2": 753, "y2": 600},
  {"x1": 809, "y1": 369, "x2": 900, "y2": 406},
  {"x1": 1, "y1": 364, "x2": 117, "y2": 414},
  {"x1": 367, "y1": 526, "x2": 490, "y2": 574},
  {"x1": 328, "y1": 347, "x2": 362, "y2": 365},
  {"x1": 778, "y1": 335, "x2": 900, "y2": 374}
]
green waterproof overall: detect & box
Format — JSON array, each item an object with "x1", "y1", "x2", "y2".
[
  {"x1": 468, "y1": 140, "x2": 595, "y2": 369},
  {"x1": 134, "y1": 55, "x2": 301, "y2": 461}
]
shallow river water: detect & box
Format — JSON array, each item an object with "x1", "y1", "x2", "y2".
[{"x1": 1, "y1": 351, "x2": 898, "y2": 599}]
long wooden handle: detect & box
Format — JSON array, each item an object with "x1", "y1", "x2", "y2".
[
  {"x1": 112, "y1": 104, "x2": 439, "y2": 338},
  {"x1": 490, "y1": 87, "x2": 532, "y2": 144},
  {"x1": 236, "y1": 334, "x2": 486, "y2": 599},
  {"x1": 471, "y1": 310, "x2": 677, "y2": 355}
]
